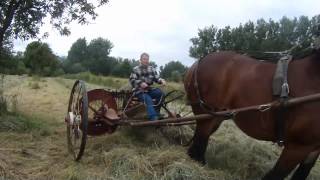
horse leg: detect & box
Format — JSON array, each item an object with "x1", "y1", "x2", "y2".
[
  {"x1": 188, "y1": 118, "x2": 223, "y2": 164},
  {"x1": 262, "y1": 145, "x2": 313, "y2": 180},
  {"x1": 290, "y1": 150, "x2": 319, "y2": 180}
]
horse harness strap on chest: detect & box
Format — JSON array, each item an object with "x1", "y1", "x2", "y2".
[{"x1": 272, "y1": 54, "x2": 293, "y2": 146}]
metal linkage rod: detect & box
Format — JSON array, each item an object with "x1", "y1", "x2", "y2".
[{"x1": 128, "y1": 92, "x2": 320, "y2": 127}]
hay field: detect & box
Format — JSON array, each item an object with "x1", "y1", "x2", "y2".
[{"x1": 1, "y1": 75, "x2": 320, "y2": 180}]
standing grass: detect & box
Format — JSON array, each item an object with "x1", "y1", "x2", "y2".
[
  {"x1": 63, "y1": 72, "x2": 127, "y2": 89},
  {"x1": 0, "y1": 75, "x2": 51, "y2": 136},
  {"x1": 62, "y1": 71, "x2": 184, "y2": 91},
  {"x1": 0, "y1": 113, "x2": 51, "y2": 136},
  {"x1": 0, "y1": 75, "x2": 8, "y2": 115}
]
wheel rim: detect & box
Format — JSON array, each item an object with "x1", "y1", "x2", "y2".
[{"x1": 66, "y1": 80, "x2": 88, "y2": 161}]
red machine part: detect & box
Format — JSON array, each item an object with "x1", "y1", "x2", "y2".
[{"x1": 87, "y1": 89, "x2": 118, "y2": 136}]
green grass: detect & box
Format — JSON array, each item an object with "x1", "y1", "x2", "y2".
[
  {"x1": 63, "y1": 72, "x2": 128, "y2": 89},
  {"x1": 62, "y1": 71, "x2": 184, "y2": 91},
  {"x1": 0, "y1": 112, "x2": 51, "y2": 136}
]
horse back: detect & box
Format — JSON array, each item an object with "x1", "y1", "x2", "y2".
[{"x1": 193, "y1": 51, "x2": 276, "y2": 108}]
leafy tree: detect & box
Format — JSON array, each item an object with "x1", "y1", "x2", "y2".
[
  {"x1": 0, "y1": 0, "x2": 109, "y2": 54},
  {"x1": 189, "y1": 15, "x2": 320, "y2": 59},
  {"x1": 67, "y1": 38, "x2": 88, "y2": 64},
  {"x1": 0, "y1": 50, "x2": 27, "y2": 74},
  {"x1": 170, "y1": 70, "x2": 182, "y2": 82},
  {"x1": 111, "y1": 59, "x2": 133, "y2": 77},
  {"x1": 15, "y1": 60, "x2": 27, "y2": 74},
  {"x1": 216, "y1": 26, "x2": 232, "y2": 50},
  {"x1": 82, "y1": 37, "x2": 113, "y2": 74},
  {"x1": 64, "y1": 37, "x2": 114, "y2": 75},
  {"x1": 160, "y1": 61, "x2": 187, "y2": 82},
  {"x1": 189, "y1": 25, "x2": 218, "y2": 59},
  {"x1": 87, "y1": 37, "x2": 113, "y2": 60},
  {"x1": 23, "y1": 41, "x2": 60, "y2": 76},
  {"x1": 67, "y1": 62, "x2": 86, "y2": 74}
]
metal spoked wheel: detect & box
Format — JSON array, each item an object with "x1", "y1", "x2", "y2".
[{"x1": 66, "y1": 80, "x2": 88, "y2": 161}]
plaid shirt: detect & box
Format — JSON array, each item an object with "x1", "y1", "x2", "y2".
[{"x1": 129, "y1": 64, "x2": 163, "y2": 91}]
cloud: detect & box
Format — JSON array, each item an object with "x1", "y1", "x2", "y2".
[{"x1": 13, "y1": 0, "x2": 320, "y2": 67}]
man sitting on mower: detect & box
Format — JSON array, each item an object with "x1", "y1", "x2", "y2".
[{"x1": 129, "y1": 52, "x2": 166, "y2": 120}]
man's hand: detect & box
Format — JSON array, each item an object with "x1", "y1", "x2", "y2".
[
  {"x1": 140, "y1": 82, "x2": 149, "y2": 89},
  {"x1": 160, "y1": 79, "x2": 166, "y2": 86}
]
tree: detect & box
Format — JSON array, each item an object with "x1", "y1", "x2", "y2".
[
  {"x1": 189, "y1": 25, "x2": 218, "y2": 59},
  {"x1": 64, "y1": 37, "x2": 114, "y2": 75},
  {"x1": 67, "y1": 38, "x2": 88, "y2": 64},
  {"x1": 23, "y1": 41, "x2": 60, "y2": 75},
  {"x1": 189, "y1": 15, "x2": 320, "y2": 59},
  {"x1": 160, "y1": 61, "x2": 187, "y2": 82},
  {"x1": 111, "y1": 58, "x2": 133, "y2": 77},
  {"x1": 85, "y1": 37, "x2": 113, "y2": 74},
  {"x1": 87, "y1": 37, "x2": 113, "y2": 61},
  {"x1": 0, "y1": 0, "x2": 109, "y2": 55}
]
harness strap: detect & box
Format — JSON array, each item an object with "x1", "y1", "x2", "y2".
[
  {"x1": 273, "y1": 55, "x2": 292, "y2": 146},
  {"x1": 193, "y1": 59, "x2": 232, "y2": 118}
]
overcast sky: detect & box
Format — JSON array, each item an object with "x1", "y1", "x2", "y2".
[{"x1": 13, "y1": 0, "x2": 320, "y2": 67}]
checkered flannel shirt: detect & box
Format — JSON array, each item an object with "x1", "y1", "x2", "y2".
[{"x1": 129, "y1": 65, "x2": 163, "y2": 91}]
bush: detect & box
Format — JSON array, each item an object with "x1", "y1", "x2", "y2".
[
  {"x1": 42, "y1": 66, "x2": 52, "y2": 76},
  {"x1": 15, "y1": 61, "x2": 28, "y2": 75},
  {"x1": 29, "y1": 82, "x2": 40, "y2": 89},
  {"x1": 69, "y1": 63, "x2": 86, "y2": 74},
  {"x1": 170, "y1": 70, "x2": 182, "y2": 82},
  {"x1": 52, "y1": 68, "x2": 65, "y2": 76}
]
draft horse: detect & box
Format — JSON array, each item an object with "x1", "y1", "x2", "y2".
[{"x1": 184, "y1": 51, "x2": 320, "y2": 180}]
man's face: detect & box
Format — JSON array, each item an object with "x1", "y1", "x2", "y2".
[{"x1": 140, "y1": 55, "x2": 149, "y2": 66}]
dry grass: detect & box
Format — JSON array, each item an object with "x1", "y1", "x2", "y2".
[{"x1": 1, "y1": 74, "x2": 320, "y2": 180}]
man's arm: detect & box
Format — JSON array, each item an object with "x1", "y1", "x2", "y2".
[
  {"x1": 151, "y1": 67, "x2": 165, "y2": 85},
  {"x1": 129, "y1": 68, "x2": 143, "y2": 90}
]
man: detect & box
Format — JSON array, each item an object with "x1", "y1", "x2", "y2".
[{"x1": 129, "y1": 52, "x2": 166, "y2": 120}]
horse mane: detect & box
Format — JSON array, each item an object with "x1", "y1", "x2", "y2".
[{"x1": 238, "y1": 47, "x2": 316, "y2": 63}]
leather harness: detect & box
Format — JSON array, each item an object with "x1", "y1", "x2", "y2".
[{"x1": 191, "y1": 53, "x2": 293, "y2": 145}]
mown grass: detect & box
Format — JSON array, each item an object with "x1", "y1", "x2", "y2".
[{"x1": 1, "y1": 74, "x2": 320, "y2": 180}]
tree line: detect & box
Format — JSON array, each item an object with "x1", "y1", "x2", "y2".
[
  {"x1": 189, "y1": 15, "x2": 320, "y2": 59},
  {"x1": 0, "y1": 0, "x2": 187, "y2": 81},
  {"x1": 0, "y1": 0, "x2": 319, "y2": 81},
  {"x1": 0, "y1": 37, "x2": 187, "y2": 81}
]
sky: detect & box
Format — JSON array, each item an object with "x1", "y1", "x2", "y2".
[{"x1": 13, "y1": 0, "x2": 320, "y2": 67}]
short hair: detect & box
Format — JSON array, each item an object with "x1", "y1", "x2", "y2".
[{"x1": 140, "y1": 52, "x2": 149, "y2": 60}]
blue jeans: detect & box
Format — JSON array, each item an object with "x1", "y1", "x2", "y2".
[{"x1": 135, "y1": 88, "x2": 164, "y2": 120}]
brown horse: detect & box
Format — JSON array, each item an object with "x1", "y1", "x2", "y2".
[{"x1": 184, "y1": 51, "x2": 320, "y2": 180}]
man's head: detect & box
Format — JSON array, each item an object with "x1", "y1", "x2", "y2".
[{"x1": 140, "y1": 52, "x2": 149, "y2": 66}]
